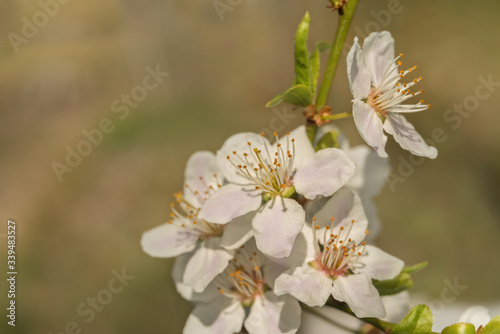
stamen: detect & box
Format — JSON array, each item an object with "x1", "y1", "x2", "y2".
[
  {"x1": 226, "y1": 133, "x2": 296, "y2": 195},
  {"x1": 311, "y1": 217, "x2": 370, "y2": 278}
]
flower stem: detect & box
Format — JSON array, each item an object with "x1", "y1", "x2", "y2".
[
  {"x1": 316, "y1": 0, "x2": 359, "y2": 109},
  {"x1": 325, "y1": 300, "x2": 396, "y2": 332},
  {"x1": 321, "y1": 111, "x2": 353, "y2": 121},
  {"x1": 325, "y1": 299, "x2": 442, "y2": 334},
  {"x1": 301, "y1": 304, "x2": 358, "y2": 333}
]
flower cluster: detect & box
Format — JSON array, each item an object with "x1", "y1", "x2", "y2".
[{"x1": 141, "y1": 31, "x2": 438, "y2": 334}]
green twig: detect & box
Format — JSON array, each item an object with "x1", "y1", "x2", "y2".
[
  {"x1": 325, "y1": 299, "x2": 396, "y2": 333},
  {"x1": 321, "y1": 111, "x2": 353, "y2": 121},
  {"x1": 301, "y1": 304, "x2": 358, "y2": 333},
  {"x1": 316, "y1": 0, "x2": 359, "y2": 109}
]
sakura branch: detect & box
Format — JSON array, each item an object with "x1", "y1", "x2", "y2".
[{"x1": 141, "y1": 2, "x2": 498, "y2": 333}]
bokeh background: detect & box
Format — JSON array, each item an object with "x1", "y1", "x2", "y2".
[{"x1": 1, "y1": 0, "x2": 499, "y2": 333}]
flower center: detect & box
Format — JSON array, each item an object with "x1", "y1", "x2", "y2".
[
  {"x1": 168, "y1": 174, "x2": 225, "y2": 237},
  {"x1": 217, "y1": 246, "x2": 265, "y2": 306},
  {"x1": 367, "y1": 53, "x2": 430, "y2": 117},
  {"x1": 310, "y1": 217, "x2": 368, "y2": 279},
  {"x1": 226, "y1": 132, "x2": 296, "y2": 196}
]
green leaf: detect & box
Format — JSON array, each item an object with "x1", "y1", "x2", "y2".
[
  {"x1": 403, "y1": 262, "x2": 428, "y2": 274},
  {"x1": 441, "y1": 323, "x2": 476, "y2": 334},
  {"x1": 483, "y1": 315, "x2": 500, "y2": 334},
  {"x1": 310, "y1": 47, "x2": 320, "y2": 99},
  {"x1": 393, "y1": 305, "x2": 433, "y2": 334},
  {"x1": 265, "y1": 12, "x2": 316, "y2": 108},
  {"x1": 373, "y1": 272, "x2": 413, "y2": 296},
  {"x1": 315, "y1": 130, "x2": 340, "y2": 151},
  {"x1": 373, "y1": 262, "x2": 427, "y2": 296},
  {"x1": 294, "y1": 12, "x2": 312, "y2": 89},
  {"x1": 265, "y1": 84, "x2": 312, "y2": 108}
]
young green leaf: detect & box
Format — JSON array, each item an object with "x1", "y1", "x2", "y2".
[
  {"x1": 315, "y1": 130, "x2": 340, "y2": 151},
  {"x1": 403, "y1": 262, "x2": 428, "y2": 274},
  {"x1": 441, "y1": 323, "x2": 476, "y2": 334},
  {"x1": 392, "y1": 305, "x2": 433, "y2": 334},
  {"x1": 483, "y1": 315, "x2": 500, "y2": 334},
  {"x1": 294, "y1": 12, "x2": 312, "y2": 89},
  {"x1": 265, "y1": 84, "x2": 312, "y2": 108},
  {"x1": 310, "y1": 47, "x2": 320, "y2": 99},
  {"x1": 372, "y1": 272, "x2": 413, "y2": 296}
]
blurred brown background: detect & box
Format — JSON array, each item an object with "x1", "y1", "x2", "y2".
[{"x1": 1, "y1": 0, "x2": 499, "y2": 333}]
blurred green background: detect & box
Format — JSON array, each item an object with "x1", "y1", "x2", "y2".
[{"x1": 1, "y1": 0, "x2": 499, "y2": 333}]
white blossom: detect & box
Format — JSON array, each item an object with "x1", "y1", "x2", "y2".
[
  {"x1": 347, "y1": 31, "x2": 437, "y2": 159},
  {"x1": 198, "y1": 125, "x2": 355, "y2": 258},
  {"x1": 314, "y1": 124, "x2": 391, "y2": 238},
  {"x1": 141, "y1": 151, "x2": 253, "y2": 292},
  {"x1": 183, "y1": 241, "x2": 301, "y2": 334},
  {"x1": 274, "y1": 196, "x2": 404, "y2": 318},
  {"x1": 458, "y1": 306, "x2": 491, "y2": 330}
]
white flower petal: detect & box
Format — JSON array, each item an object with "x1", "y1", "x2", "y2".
[
  {"x1": 347, "y1": 37, "x2": 372, "y2": 99},
  {"x1": 331, "y1": 274, "x2": 386, "y2": 318},
  {"x1": 344, "y1": 144, "x2": 391, "y2": 196},
  {"x1": 313, "y1": 188, "x2": 368, "y2": 244},
  {"x1": 183, "y1": 151, "x2": 220, "y2": 206},
  {"x1": 220, "y1": 212, "x2": 254, "y2": 250},
  {"x1": 183, "y1": 238, "x2": 234, "y2": 293},
  {"x1": 458, "y1": 306, "x2": 491, "y2": 328},
  {"x1": 353, "y1": 100, "x2": 388, "y2": 158},
  {"x1": 293, "y1": 148, "x2": 355, "y2": 200},
  {"x1": 216, "y1": 132, "x2": 271, "y2": 183},
  {"x1": 263, "y1": 225, "x2": 315, "y2": 287},
  {"x1": 183, "y1": 297, "x2": 245, "y2": 334},
  {"x1": 384, "y1": 113, "x2": 438, "y2": 159},
  {"x1": 141, "y1": 221, "x2": 198, "y2": 258},
  {"x1": 362, "y1": 31, "x2": 395, "y2": 87},
  {"x1": 274, "y1": 264, "x2": 332, "y2": 307},
  {"x1": 252, "y1": 198, "x2": 305, "y2": 258},
  {"x1": 172, "y1": 252, "x2": 196, "y2": 301},
  {"x1": 245, "y1": 292, "x2": 301, "y2": 334},
  {"x1": 279, "y1": 125, "x2": 315, "y2": 164},
  {"x1": 173, "y1": 253, "x2": 222, "y2": 303},
  {"x1": 358, "y1": 195, "x2": 382, "y2": 240},
  {"x1": 198, "y1": 183, "x2": 261, "y2": 224},
  {"x1": 354, "y1": 245, "x2": 404, "y2": 281},
  {"x1": 381, "y1": 291, "x2": 410, "y2": 323}
]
